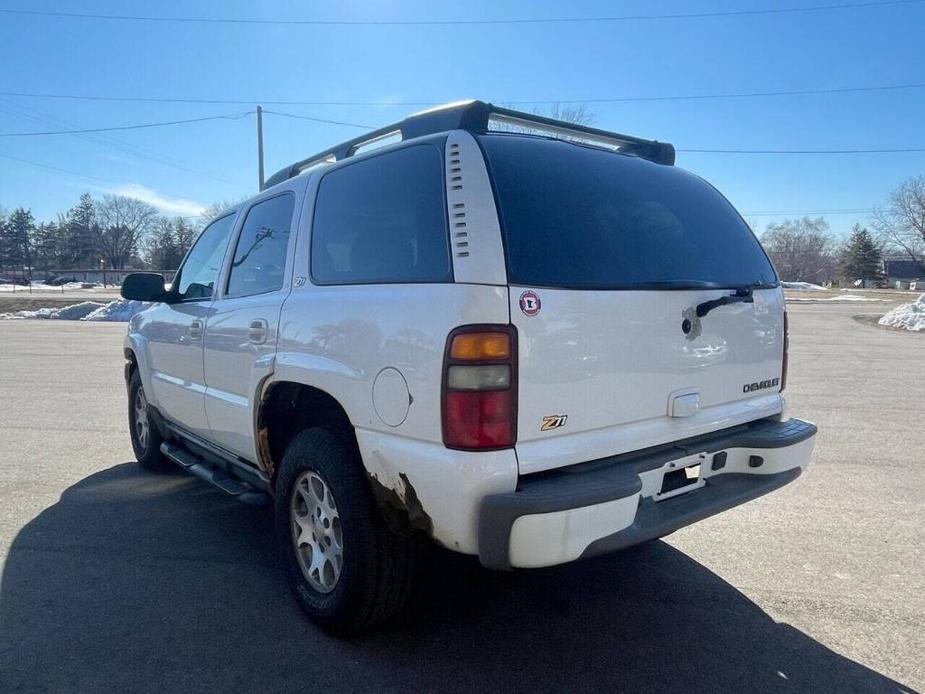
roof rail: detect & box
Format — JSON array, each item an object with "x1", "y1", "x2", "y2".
[{"x1": 262, "y1": 100, "x2": 675, "y2": 189}]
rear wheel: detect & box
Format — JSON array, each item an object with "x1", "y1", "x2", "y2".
[
  {"x1": 275, "y1": 427, "x2": 417, "y2": 635},
  {"x1": 128, "y1": 369, "x2": 169, "y2": 471}
]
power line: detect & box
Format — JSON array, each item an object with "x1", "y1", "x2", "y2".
[
  {"x1": 0, "y1": 1, "x2": 919, "y2": 26},
  {"x1": 1, "y1": 109, "x2": 922, "y2": 154},
  {"x1": 519, "y1": 83, "x2": 925, "y2": 105},
  {"x1": 262, "y1": 110, "x2": 374, "y2": 129},
  {"x1": 0, "y1": 98, "x2": 246, "y2": 186},
  {"x1": 0, "y1": 153, "x2": 209, "y2": 220},
  {"x1": 0, "y1": 111, "x2": 253, "y2": 137},
  {"x1": 680, "y1": 147, "x2": 925, "y2": 153},
  {"x1": 0, "y1": 152, "x2": 114, "y2": 183},
  {"x1": 743, "y1": 207, "x2": 874, "y2": 216},
  {"x1": 3, "y1": 82, "x2": 925, "y2": 107}
]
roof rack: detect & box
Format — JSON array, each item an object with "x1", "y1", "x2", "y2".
[{"x1": 262, "y1": 100, "x2": 675, "y2": 190}]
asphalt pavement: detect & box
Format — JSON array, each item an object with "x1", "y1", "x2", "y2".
[{"x1": 0, "y1": 304, "x2": 921, "y2": 693}]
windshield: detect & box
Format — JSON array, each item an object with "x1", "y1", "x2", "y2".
[{"x1": 479, "y1": 134, "x2": 778, "y2": 290}]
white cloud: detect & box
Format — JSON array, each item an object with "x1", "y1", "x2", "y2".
[
  {"x1": 103, "y1": 183, "x2": 206, "y2": 217},
  {"x1": 373, "y1": 94, "x2": 410, "y2": 112}
]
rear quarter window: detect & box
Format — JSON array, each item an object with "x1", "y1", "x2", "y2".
[
  {"x1": 479, "y1": 135, "x2": 777, "y2": 289},
  {"x1": 310, "y1": 144, "x2": 452, "y2": 285}
]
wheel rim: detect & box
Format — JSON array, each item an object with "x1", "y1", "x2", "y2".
[
  {"x1": 134, "y1": 387, "x2": 149, "y2": 452},
  {"x1": 290, "y1": 471, "x2": 344, "y2": 594}
]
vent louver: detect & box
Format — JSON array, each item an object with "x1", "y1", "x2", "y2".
[{"x1": 447, "y1": 142, "x2": 469, "y2": 257}]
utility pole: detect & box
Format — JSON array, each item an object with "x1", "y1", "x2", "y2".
[{"x1": 256, "y1": 105, "x2": 265, "y2": 190}]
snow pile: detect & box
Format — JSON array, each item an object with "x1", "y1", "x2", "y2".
[
  {"x1": 0, "y1": 299, "x2": 148, "y2": 322},
  {"x1": 83, "y1": 300, "x2": 148, "y2": 321},
  {"x1": 878, "y1": 294, "x2": 925, "y2": 332},
  {"x1": 781, "y1": 281, "x2": 827, "y2": 291},
  {"x1": 787, "y1": 295, "x2": 892, "y2": 303},
  {"x1": 1, "y1": 301, "x2": 106, "y2": 320}
]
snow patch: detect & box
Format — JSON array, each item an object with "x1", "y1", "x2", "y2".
[
  {"x1": 83, "y1": 300, "x2": 148, "y2": 322},
  {"x1": 787, "y1": 295, "x2": 892, "y2": 303},
  {"x1": 878, "y1": 294, "x2": 925, "y2": 332},
  {"x1": 0, "y1": 299, "x2": 148, "y2": 322},
  {"x1": 781, "y1": 281, "x2": 827, "y2": 291},
  {"x1": 1, "y1": 301, "x2": 106, "y2": 320}
]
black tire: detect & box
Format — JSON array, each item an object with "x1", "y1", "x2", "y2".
[
  {"x1": 128, "y1": 369, "x2": 170, "y2": 471},
  {"x1": 275, "y1": 427, "x2": 418, "y2": 635}
]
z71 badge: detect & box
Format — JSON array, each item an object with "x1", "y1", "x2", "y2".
[{"x1": 541, "y1": 414, "x2": 568, "y2": 431}]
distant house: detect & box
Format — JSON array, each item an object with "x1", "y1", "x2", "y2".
[{"x1": 881, "y1": 258, "x2": 925, "y2": 290}]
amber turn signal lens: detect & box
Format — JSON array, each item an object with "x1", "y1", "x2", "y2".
[{"x1": 450, "y1": 332, "x2": 511, "y2": 360}]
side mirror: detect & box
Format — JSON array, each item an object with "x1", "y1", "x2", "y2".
[{"x1": 121, "y1": 273, "x2": 169, "y2": 302}]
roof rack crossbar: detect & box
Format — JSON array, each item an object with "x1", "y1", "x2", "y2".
[{"x1": 262, "y1": 100, "x2": 675, "y2": 189}]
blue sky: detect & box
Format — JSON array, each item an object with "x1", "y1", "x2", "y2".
[{"x1": 1, "y1": 0, "x2": 924, "y2": 235}]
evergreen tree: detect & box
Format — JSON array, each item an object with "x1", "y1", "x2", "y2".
[
  {"x1": 0, "y1": 210, "x2": 10, "y2": 272},
  {"x1": 173, "y1": 217, "x2": 196, "y2": 261},
  {"x1": 62, "y1": 193, "x2": 96, "y2": 266},
  {"x1": 32, "y1": 221, "x2": 63, "y2": 271},
  {"x1": 838, "y1": 225, "x2": 883, "y2": 283},
  {"x1": 2, "y1": 208, "x2": 37, "y2": 278}
]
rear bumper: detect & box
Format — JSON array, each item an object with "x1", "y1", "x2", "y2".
[{"x1": 478, "y1": 417, "x2": 816, "y2": 570}]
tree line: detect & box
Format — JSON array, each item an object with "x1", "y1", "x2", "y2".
[
  {"x1": 756, "y1": 174, "x2": 925, "y2": 284},
  {"x1": 0, "y1": 193, "x2": 232, "y2": 277},
  {"x1": 760, "y1": 219, "x2": 881, "y2": 285}
]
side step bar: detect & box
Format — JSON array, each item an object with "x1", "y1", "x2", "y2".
[{"x1": 160, "y1": 442, "x2": 270, "y2": 506}]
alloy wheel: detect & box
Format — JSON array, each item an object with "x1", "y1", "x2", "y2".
[{"x1": 290, "y1": 471, "x2": 344, "y2": 593}]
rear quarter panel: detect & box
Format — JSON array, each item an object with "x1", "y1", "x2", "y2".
[
  {"x1": 274, "y1": 283, "x2": 516, "y2": 553},
  {"x1": 275, "y1": 283, "x2": 509, "y2": 440}
]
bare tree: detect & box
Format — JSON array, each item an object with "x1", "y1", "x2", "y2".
[
  {"x1": 496, "y1": 102, "x2": 595, "y2": 138},
  {"x1": 200, "y1": 196, "x2": 250, "y2": 224},
  {"x1": 541, "y1": 103, "x2": 595, "y2": 126},
  {"x1": 872, "y1": 175, "x2": 925, "y2": 271},
  {"x1": 94, "y1": 195, "x2": 158, "y2": 269},
  {"x1": 760, "y1": 217, "x2": 837, "y2": 283}
]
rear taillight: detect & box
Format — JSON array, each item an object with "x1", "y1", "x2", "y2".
[
  {"x1": 781, "y1": 310, "x2": 789, "y2": 392},
  {"x1": 442, "y1": 325, "x2": 517, "y2": 450}
]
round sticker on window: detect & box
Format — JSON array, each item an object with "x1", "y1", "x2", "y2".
[{"x1": 519, "y1": 290, "x2": 541, "y2": 317}]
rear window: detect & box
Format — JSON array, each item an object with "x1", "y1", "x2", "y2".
[
  {"x1": 479, "y1": 135, "x2": 777, "y2": 289},
  {"x1": 311, "y1": 144, "x2": 452, "y2": 285}
]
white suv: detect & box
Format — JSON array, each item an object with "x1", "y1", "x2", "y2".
[{"x1": 122, "y1": 100, "x2": 816, "y2": 634}]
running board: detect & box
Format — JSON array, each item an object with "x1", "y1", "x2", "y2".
[{"x1": 160, "y1": 442, "x2": 270, "y2": 506}]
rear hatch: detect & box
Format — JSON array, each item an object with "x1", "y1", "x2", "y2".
[{"x1": 479, "y1": 134, "x2": 785, "y2": 474}]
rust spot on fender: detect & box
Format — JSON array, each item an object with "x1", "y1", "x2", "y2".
[
  {"x1": 255, "y1": 387, "x2": 276, "y2": 478},
  {"x1": 256, "y1": 424, "x2": 274, "y2": 478},
  {"x1": 368, "y1": 472, "x2": 434, "y2": 538}
]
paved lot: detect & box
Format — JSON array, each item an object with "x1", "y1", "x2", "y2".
[{"x1": 0, "y1": 305, "x2": 922, "y2": 693}]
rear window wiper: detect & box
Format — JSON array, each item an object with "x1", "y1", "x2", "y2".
[{"x1": 696, "y1": 287, "x2": 755, "y2": 318}]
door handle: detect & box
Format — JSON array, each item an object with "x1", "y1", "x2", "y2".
[
  {"x1": 248, "y1": 319, "x2": 268, "y2": 344},
  {"x1": 189, "y1": 319, "x2": 203, "y2": 340}
]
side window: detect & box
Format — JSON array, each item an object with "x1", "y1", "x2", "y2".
[
  {"x1": 174, "y1": 214, "x2": 237, "y2": 301},
  {"x1": 226, "y1": 193, "x2": 294, "y2": 297},
  {"x1": 311, "y1": 144, "x2": 451, "y2": 285}
]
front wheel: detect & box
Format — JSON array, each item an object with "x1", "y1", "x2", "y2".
[{"x1": 275, "y1": 427, "x2": 418, "y2": 635}]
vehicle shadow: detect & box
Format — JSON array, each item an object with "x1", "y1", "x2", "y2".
[{"x1": 0, "y1": 463, "x2": 912, "y2": 694}]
